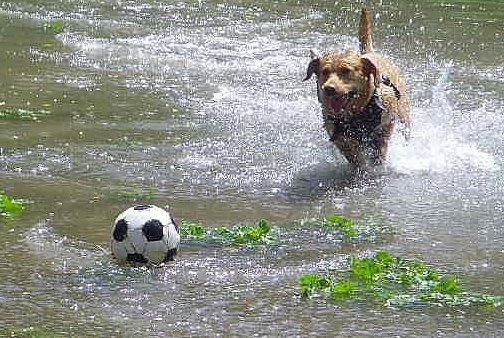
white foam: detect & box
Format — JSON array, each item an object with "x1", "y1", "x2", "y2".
[
  {"x1": 389, "y1": 62, "x2": 499, "y2": 174},
  {"x1": 389, "y1": 126, "x2": 498, "y2": 174}
]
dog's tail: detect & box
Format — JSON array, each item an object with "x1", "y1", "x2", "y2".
[{"x1": 359, "y1": 8, "x2": 373, "y2": 54}]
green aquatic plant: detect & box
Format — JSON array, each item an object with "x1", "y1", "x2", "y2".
[
  {"x1": 1, "y1": 325, "x2": 64, "y2": 338},
  {"x1": 213, "y1": 219, "x2": 277, "y2": 246},
  {"x1": 179, "y1": 221, "x2": 207, "y2": 239},
  {"x1": 44, "y1": 20, "x2": 64, "y2": 34},
  {"x1": 301, "y1": 214, "x2": 394, "y2": 241},
  {"x1": 301, "y1": 214, "x2": 359, "y2": 238},
  {"x1": 0, "y1": 108, "x2": 51, "y2": 121},
  {"x1": 0, "y1": 192, "x2": 30, "y2": 220},
  {"x1": 116, "y1": 136, "x2": 143, "y2": 146},
  {"x1": 299, "y1": 251, "x2": 502, "y2": 308},
  {"x1": 324, "y1": 215, "x2": 357, "y2": 237},
  {"x1": 331, "y1": 281, "x2": 357, "y2": 299},
  {"x1": 180, "y1": 219, "x2": 277, "y2": 247},
  {"x1": 299, "y1": 274, "x2": 331, "y2": 299}
]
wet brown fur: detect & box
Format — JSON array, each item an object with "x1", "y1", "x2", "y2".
[{"x1": 304, "y1": 8, "x2": 411, "y2": 166}]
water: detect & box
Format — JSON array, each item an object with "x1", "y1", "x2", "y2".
[{"x1": 1, "y1": 0, "x2": 504, "y2": 336}]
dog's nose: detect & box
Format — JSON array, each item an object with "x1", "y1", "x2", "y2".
[{"x1": 323, "y1": 85, "x2": 338, "y2": 97}]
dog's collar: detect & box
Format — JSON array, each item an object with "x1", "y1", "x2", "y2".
[
  {"x1": 328, "y1": 76, "x2": 401, "y2": 142},
  {"x1": 380, "y1": 75, "x2": 401, "y2": 100},
  {"x1": 329, "y1": 89, "x2": 385, "y2": 143}
]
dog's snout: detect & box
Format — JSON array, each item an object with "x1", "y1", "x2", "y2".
[{"x1": 323, "y1": 85, "x2": 338, "y2": 97}]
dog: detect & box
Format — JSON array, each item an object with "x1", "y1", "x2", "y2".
[{"x1": 304, "y1": 8, "x2": 411, "y2": 166}]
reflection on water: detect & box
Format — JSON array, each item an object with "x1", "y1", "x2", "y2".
[{"x1": 1, "y1": 0, "x2": 504, "y2": 336}]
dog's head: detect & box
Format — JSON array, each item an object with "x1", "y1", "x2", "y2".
[{"x1": 304, "y1": 51, "x2": 380, "y2": 117}]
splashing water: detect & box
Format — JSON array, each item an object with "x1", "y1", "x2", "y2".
[{"x1": 389, "y1": 61, "x2": 499, "y2": 174}]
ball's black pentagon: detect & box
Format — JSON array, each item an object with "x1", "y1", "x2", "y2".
[
  {"x1": 127, "y1": 253, "x2": 148, "y2": 263},
  {"x1": 113, "y1": 219, "x2": 128, "y2": 241},
  {"x1": 134, "y1": 204, "x2": 152, "y2": 211},
  {"x1": 142, "y1": 219, "x2": 164, "y2": 241}
]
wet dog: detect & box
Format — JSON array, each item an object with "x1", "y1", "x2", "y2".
[{"x1": 304, "y1": 8, "x2": 411, "y2": 166}]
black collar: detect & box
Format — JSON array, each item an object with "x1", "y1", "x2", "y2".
[
  {"x1": 381, "y1": 75, "x2": 401, "y2": 100},
  {"x1": 328, "y1": 76, "x2": 401, "y2": 143}
]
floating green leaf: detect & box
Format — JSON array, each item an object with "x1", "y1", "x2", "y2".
[
  {"x1": 44, "y1": 20, "x2": 64, "y2": 34},
  {"x1": 325, "y1": 215, "x2": 357, "y2": 237},
  {"x1": 299, "y1": 274, "x2": 331, "y2": 299},
  {"x1": 212, "y1": 220, "x2": 277, "y2": 246},
  {"x1": 299, "y1": 251, "x2": 502, "y2": 309},
  {"x1": 301, "y1": 214, "x2": 378, "y2": 239},
  {"x1": 0, "y1": 192, "x2": 30, "y2": 220},
  {"x1": 1, "y1": 325, "x2": 64, "y2": 338},
  {"x1": 0, "y1": 108, "x2": 51, "y2": 121},
  {"x1": 179, "y1": 221, "x2": 206, "y2": 239},
  {"x1": 331, "y1": 281, "x2": 357, "y2": 299},
  {"x1": 180, "y1": 219, "x2": 277, "y2": 247}
]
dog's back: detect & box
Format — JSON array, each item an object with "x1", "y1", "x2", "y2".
[{"x1": 359, "y1": 8, "x2": 411, "y2": 131}]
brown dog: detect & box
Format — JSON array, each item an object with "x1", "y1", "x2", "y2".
[{"x1": 304, "y1": 8, "x2": 411, "y2": 166}]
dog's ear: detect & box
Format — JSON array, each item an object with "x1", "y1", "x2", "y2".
[
  {"x1": 303, "y1": 50, "x2": 320, "y2": 81},
  {"x1": 309, "y1": 49, "x2": 320, "y2": 59},
  {"x1": 303, "y1": 57, "x2": 320, "y2": 81},
  {"x1": 360, "y1": 56, "x2": 380, "y2": 88}
]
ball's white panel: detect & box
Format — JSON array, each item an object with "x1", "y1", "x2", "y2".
[{"x1": 110, "y1": 205, "x2": 180, "y2": 265}]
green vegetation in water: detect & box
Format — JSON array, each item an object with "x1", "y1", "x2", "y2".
[
  {"x1": 323, "y1": 215, "x2": 357, "y2": 237},
  {"x1": 179, "y1": 221, "x2": 207, "y2": 239},
  {"x1": 1, "y1": 325, "x2": 64, "y2": 338},
  {"x1": 0, "y1": 108, "x2": 51, "y2": 121},
  {"x1": 180, "y1": 215, "x2": 389, "y2": 247},
  {"x1": 214, "y1": 219, "x2": 277, "y2": 246},
  {"x1": 0, "y1": 192, "x2": 30, "y2": 220},
  {"x1": 44, "y1": 20, "x2": 64, "y2": 34},
  {"x1": 116, "y1": 136, "x2": 143, "y2": 146},
  {"x1": 301, "y1": 214, "x2": 392, "y2": 240},
  {"x1": 180, "y1": 219, "x2": 277, "y2": 246},
  {"x1": 299, "y1": 251, "x2": 502, "y2": 308}
]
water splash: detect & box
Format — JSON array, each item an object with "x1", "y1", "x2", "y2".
[{"x1": 389, "y1": 61, "x2": 499, "y2": 174}]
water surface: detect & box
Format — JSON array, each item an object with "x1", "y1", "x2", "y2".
[{"x1": 1, "y1": 0, "x2": 503, "y2": 336}]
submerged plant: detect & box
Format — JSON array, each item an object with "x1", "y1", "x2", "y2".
[
  {"x1": 0, "y1": 108, "x2": 51, "y2": 121},
  {"x1": 299, "y1": 274, "x2": 332, "y2": 299},
  {"x1": 301, "y1": 214, "x2": 355, "y2": 238},
  {"x1": 180, "y1": 219, "x2": 277, "y2": 247},
  {"x1": 324, "y1": 215, "x2": 357, "y2": 237},
  {"x1": 213, "y1": 219, "x2": 277, "y2": 246},
  {"x1": 299, "y1": 251, "x2": 502, "y2": 309},
  {"x1": 0, "y1": 192, "x2": 30, "y2": 220},
  {"x1": 1, "y1": 325, "x2": 64, "y2": 338},
  {"x1": 301, "y1": 214, "x2": 394, "y2": 241},
  {"x1": 179, "y1": 221, "x2": 207, "y2": 239},
  {"x1": 44, "y1": 20, "x2": 64, "y2": 34}
]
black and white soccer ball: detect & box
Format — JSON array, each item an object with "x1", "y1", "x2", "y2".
[{"x1": 111, "y1": 205, "x2": 180, "y2": 265}]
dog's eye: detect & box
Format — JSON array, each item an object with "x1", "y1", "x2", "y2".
[
  {"x1": 321, "y1": 68, "x2": 332, "y2": 77},
  {"x1": 338, "y1": 67, "x2": 351, "y2": 77}
]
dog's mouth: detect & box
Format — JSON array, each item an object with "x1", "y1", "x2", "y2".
[
  {"x1": 327, "y1": 90, "x2": 358, "y2": 115},
  {"x1": 328, "y1": 95, "x2": 349, "y2": 114}
]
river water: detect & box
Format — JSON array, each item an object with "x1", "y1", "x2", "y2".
[{"x1": 1, "y1": 0, "x2": 503, "y2": 336}]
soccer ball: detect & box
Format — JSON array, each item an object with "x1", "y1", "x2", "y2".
[{"x1": 110, "y1": 205, "x2": 180, "y2": 265}]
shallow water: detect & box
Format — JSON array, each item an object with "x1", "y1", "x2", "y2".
[{"x1": 1, "y1": 0, "x2": 504, "y2": 336}]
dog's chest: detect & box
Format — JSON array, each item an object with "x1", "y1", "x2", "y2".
[{"x1": 328, "y1": 93, "x2": 385, "y2": 143}]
